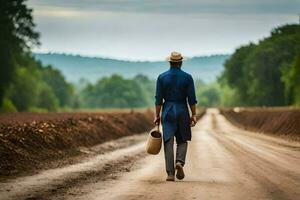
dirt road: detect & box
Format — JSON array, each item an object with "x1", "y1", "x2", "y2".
[{"x1": 1, "y1": 109, "x2": 300, "y2": 200}]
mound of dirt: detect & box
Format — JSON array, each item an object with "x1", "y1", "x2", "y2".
[
  {"x1": 0, "y1": 110, "x2": 153, "y2": 177},
  {"x1": 220, "y1": 108, "x2": 300, "y2": 141}
]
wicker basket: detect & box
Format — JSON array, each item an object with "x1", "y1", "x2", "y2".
[{"x1": 145, "y1": 126, "x2": 162, "y2": 155}]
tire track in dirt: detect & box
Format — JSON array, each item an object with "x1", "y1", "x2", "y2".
[
  {"x1": 1, "y1": 109, "x2": 300, "y2": 200},
  {"x1": 210, "y1": 111, "x2": 300, "y2": 200},
  {"x1": 66, "y1": 109, "x2": 300, "y2": 200},
  {"x1": 61, "y1": 111, "x2": 272, "y2": 199},
  {"x1": 0, "y1": 134, "x2": 147, "y2": 200}
]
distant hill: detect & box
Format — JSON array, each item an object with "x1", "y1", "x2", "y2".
[{"x1": 34, "y1": 53, "x2": 230, "y2": 83}]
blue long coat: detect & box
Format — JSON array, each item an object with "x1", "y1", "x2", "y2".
[{"x1": 155, "y1": 67, "x2": 197, "y2": 143}]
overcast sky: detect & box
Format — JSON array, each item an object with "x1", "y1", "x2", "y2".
[{"x1": 28, "y1": 0, "x2": 300, "y2": 61}]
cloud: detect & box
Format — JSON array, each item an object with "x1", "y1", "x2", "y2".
[
  {"x1": 28, "y1": 0, "x2": 300, "y2": 15},
  {"x1": 28, "y1": 0, "x2": 300, "y2": 60}
]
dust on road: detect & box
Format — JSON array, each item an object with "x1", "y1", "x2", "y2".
[{"x1": 1, "y1": 109, "x2": 300, "y2": 200}]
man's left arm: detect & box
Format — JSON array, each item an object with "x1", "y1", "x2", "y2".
[
  {"x1": 154, "y1": 76, "x2": 163, "y2": 125},
  {"x1": 187, "y1": 76, "x2": 197, "y2": 127}
]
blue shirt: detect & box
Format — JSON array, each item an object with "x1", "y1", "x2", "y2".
[
  {"x1": 155, "y1": 67, "x2": 197, "y2": 142},
  {"x1": 155, "y1": 67, "x2": 197, "y2": 106}
]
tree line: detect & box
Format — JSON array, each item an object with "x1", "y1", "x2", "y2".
[
  {"x1": 0, "y1": 1, "x2": 212, "y2": 111},
  {"x1": 1, "y1": 55, "x2": 74, "y2": 112},
  {"x1": 0, "y1": 0, "x2": 157, "y2": 111},
  {"x1": 219, "y1": 24, "x2": 300, "y2": 107},
  {"x1": 0, "y1": 1, "x2": 74, "y2": 112},
  {"x1": 1, "y1": 1, "x2": 299, "y2": 111},
  {"x1": 79, "y1": 74, "x2": 155, "y2": 108}
]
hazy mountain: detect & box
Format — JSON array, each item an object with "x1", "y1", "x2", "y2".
[{"x1": 34, "y1": 53, "x2": 229, "y2": 83}]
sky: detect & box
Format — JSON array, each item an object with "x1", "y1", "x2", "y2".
[{"x1": 28, "y1": 0, "x2": 300, "y2": 61}]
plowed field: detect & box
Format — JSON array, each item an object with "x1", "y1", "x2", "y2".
[
  {"x1": 220, "y1": 107, "x2": 300, "y2": 141},
  {"x1": 0, "y1": 110, "x2": 153, "y2": 177}
]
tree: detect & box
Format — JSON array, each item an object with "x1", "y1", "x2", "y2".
[
  {"x1": 8, "y1": 67, "x2": 39, "y2": 111},
  {"x1": 196, "y1": 82, "x2": 221, "y2": 107},
  {"x1": 282, "y1": 53, "x2": 300, "y2": 106},
  {"x1": 36, "y1": 83, "x2": 59, "y2": 111},
  {"x1": 133, "y1": 74, "x2": 155, "y2": 106},
  {"x1": 81, "y1": 75, "x2": 149, "y2": 108},
  {"x1": 220, "y1": 24, "x2": 300, "y2": 106},
  {"x1": 41, "y1": 65, "x2": 74, "y2": 107},
  {"x1": 221, "y1": 44, "x2": 255, "y2": 104},
  {"x1": 0, "y1": 0, "x2": 39, "y2": 105}
]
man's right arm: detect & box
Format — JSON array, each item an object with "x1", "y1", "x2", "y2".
[
  {"x1": 189, "y1": 104, "x2": 197, "y2": 127},
  {"x1": 154, "y1": 105, "x2": 162, "y2": 125}
]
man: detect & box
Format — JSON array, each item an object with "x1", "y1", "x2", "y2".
[{"x1": 154, "y1": 51, "x2": 197, "y2": 181}]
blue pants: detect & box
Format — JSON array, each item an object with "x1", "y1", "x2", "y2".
[{"x1": 164, "y1": 137, "x2": 188, "y2": 176}]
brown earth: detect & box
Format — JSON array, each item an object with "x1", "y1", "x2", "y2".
[
  {"x1": 220, "y1": 107, "x2": 300, "y2": 141},
  {"x1": 1, "y1": 109, "x2": 299, "y2": 200},
  {"x1": 0, "y1": 110, "x2": 153, "y2": 177}
]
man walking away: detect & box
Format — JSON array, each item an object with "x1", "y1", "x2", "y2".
[{"x1": 154, "y1": 52, "x2": 197, "y2": 181}]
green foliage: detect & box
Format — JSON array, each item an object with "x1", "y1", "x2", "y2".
[
  {"x1": 195, "y1": 80, "x2": 243, "y2": 107},
  {"x1": 36, "y1": 83, "x2": 59, "y2": 111},
  {"x1": 8, "y1": 67, "x2": 39, "y2": 111},
  {"x1": 282, "y1": 53, "x2": 300, "y2": 106},
  {"x1": 222, "y1": 44, "x2": 255, "y2": 104},
  {"x1": 132, "y1": 74, "x2": 155, "y2": 105},
  {"x1": 41, "y1": 65, "x2": 74, "y2": 107},
  {"x1": 0, "y1": 0, "x2": 39, "y2": 105},
  {"x1": 81, "y1": 75, "x2": 149, "y2": 108},
  {"x1": 219, "y1": 84, "x2": 241, "y2": 107},
  {"x1": 2, "y1": 54, "x2": 75, "y2": 112},
  {"x1": 196, "y1": 82, "x2": 220, "y2": 107},
  {"x1": 28, "y1": 107, "x2": 49, "y2": 113},
  {"x1": 0, "y1": 0, "x2": 76, "y2": 112},
  {"x1": 0, "y1": 99, "x2": 17, "y2": 112},
  {"x1": 220, "y1": 24, "x2": 300, "y2": 106}
]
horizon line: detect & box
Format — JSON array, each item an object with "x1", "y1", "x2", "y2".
[{"x1": 33, "y1": 50, "x2": 232, "y2": 62}]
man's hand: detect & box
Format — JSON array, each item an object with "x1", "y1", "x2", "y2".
[
  {"x1": 190, "y1": 115, "x2": 197, "y2": 127},
  {"x1": 153, "y1": 116, "x2": 161, "y2": 125},
  {"x1": 154, "y1": 105, "x2": 162, "y2": 125}
]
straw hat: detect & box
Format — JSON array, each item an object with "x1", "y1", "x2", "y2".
[{"x1": 167, "y1": 52, "x2": 184, "y2": 62}]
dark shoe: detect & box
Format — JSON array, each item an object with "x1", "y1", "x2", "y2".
[
  {"x1": 166, "y1": 175, "x2": 175, "y2": 181},
  {"x1": 175, "y1": 162, "x2": 185, "y2": 180}
]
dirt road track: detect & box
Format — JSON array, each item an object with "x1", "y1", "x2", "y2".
[{"x1": 1, "y1": 109, "x2": 300, "y2": 200}]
